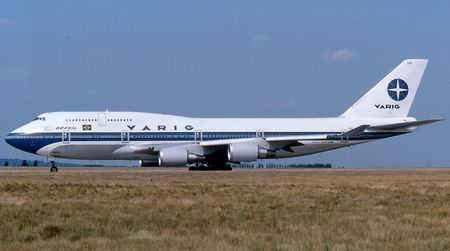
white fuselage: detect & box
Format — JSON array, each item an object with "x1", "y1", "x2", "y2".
[{"x1": 5, "y1": 111, "x2": 414, "y2": 161}]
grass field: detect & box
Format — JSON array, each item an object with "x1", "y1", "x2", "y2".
[{"x1": 1, "y1": 167, "x2": 450, "y2": 251}]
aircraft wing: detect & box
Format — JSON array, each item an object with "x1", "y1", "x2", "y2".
[
  {"x1": 198, "y1": 138, "x2": 264, "y2": 147},
  {"x1": 198, "y1": 135, "x2": 328, "y2": 147},
  {"x1": 198, "y1": 135, "x2": 328, "y2": 148},
  {"x1": 112, "y1": 143, "x2": 186, "y2": 157},
  {"x1": 198, "y1": 134, "x2": 333, "y2": 154}
]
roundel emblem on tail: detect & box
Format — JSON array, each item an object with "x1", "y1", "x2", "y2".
[{"x1": 387, "y1": 79, "x2": 408, "y2": 101}]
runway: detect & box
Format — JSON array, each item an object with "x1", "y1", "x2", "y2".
[{"x1": 1, "y1": 167, "x2": 449, "y2": 250}]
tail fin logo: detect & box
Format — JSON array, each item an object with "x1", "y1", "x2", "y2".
[{"x1": 387, "y1": 79, "x2": 408, "y2": 101}]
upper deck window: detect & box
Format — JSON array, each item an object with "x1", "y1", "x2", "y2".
[{"x1": 106, "y1": 118, "x2": 132, "y2": 122}]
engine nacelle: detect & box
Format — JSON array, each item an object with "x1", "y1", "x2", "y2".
[
  {"x1": 139, "y1": 160, "x2": 159, "y2": 167},
  {"x1": 227, "y1": 143, "x2": 276, "y2": 162},
  {"x1": 158, "y1": 148, "x2": 204, "y2": 167}
]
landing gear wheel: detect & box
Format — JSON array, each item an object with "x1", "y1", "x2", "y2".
[
  {"x1": 188, "y1": 163, "x2": 232, "y2": 171},
  {"x1": 211, "y1": 163, "x2": 232, "y2": 171},
  {"x1": 49, "y1": 161, "x2": 58, "y2": 172},
  {"x1": 188, "y1": 163, "x2": 208, "y2": 171}
]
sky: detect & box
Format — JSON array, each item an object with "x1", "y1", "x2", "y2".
[{"x1": 0, "y1": 0, "x2": 449, "y2": 167}]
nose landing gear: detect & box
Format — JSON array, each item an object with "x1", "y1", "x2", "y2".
[{"x1": 49, "y1": 161, "x2": 58, "y2": 172}]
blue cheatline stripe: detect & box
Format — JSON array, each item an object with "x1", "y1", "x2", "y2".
[
  {"x1": 6, "y1": 131, "x2": 341, "y2": 142},
  {"x1": 5, "y1": 131, "x2": 406, "y2": 154}
]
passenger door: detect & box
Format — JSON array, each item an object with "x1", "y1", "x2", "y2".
[
  {"x1": 98, "y1": 113, "x2": 106, "y2": 126},
  {"x1": 340, "y1": 130, "x2": 349, "y2": 144},
  {"x1": 62, "y1": 131, "x2": 70, "y2": 144},
  {"x1": 256, "y1": 130, "x2": 264, "y2": 138},
  {"x1": 194, "y1": 130, "x2": 202, "y2": 142},
  {"x1": 121, "y1": 131, "x2": 129, "y2": 143}
]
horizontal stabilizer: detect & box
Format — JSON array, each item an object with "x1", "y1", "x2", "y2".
[{"x1": 369, "y1": 118, "x2": 443, "y2": 130}]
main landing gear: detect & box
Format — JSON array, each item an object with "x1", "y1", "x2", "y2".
[
  {"x1": 49, "y1": 161, "x2": 58, "y2": 172},
  {"x1": 188, "y1": 162, "x2": 232, "y2": 171}
]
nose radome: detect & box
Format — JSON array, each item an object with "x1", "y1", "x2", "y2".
[
  {"x1": 5, "y1": 133, "x2": 13, "y2": 146},
  {"x1": 5, "y1": 132, "x2": 19, "y2": 149},
  {"x1": 4, "y1": 132, "x2": 39, "y2": 154}
]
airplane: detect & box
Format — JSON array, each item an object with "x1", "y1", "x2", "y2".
[{"x1": 5, "y1": 59, "x2": 442, "y2": 172}]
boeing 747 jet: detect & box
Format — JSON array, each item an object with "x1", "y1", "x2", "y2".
[{"x1": 5, "y1": 59, "x2": 442, "y2": 171}]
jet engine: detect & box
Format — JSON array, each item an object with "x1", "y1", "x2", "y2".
[
  {"x1": 227, "y1": 143, "x2": 275, "y2": 162},
  {"x1": 158, "y1": 148, "x2": 204, "y2": 167}
]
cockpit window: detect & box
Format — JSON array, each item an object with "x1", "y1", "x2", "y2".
[{"x1": 33, "y1": 117, "x2": 46, "y2": 121}]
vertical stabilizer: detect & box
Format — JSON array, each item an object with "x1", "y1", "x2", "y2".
[{"x1": 341, "y1": 59, "x2": 428, "y2": 118}]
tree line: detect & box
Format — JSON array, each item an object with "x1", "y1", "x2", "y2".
[
  {"x1": 3, "y1": 160, "x2": 39, "y2": 167},
  {"x1": 232, "y1": 163, "x2": 333, "y2": 168}
]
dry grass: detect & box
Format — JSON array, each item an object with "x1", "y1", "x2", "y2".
[{"x1": 1, "y1": 167, "x2": 450, "y2": 250}]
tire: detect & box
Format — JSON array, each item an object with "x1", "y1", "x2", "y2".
[{"x1": 189, "y1": 163, "x2": 232, "y2": 171}]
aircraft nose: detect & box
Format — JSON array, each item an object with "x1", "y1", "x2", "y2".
[
  {"x1": 5, "y1": 131, "x2": 42, "y2": 154},
  {"x1": 4, "y1": 132, "x2": 34, "y2": 153},
  {"x1": 5, "y1": 133, "x2": 13, "y2": 146},
  {"x1": 5, "y1": 133, "x2": 18, "y2": 149}
]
